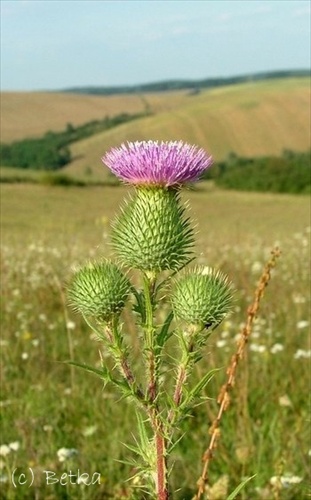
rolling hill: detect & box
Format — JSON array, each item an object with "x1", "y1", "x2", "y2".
[
  {"x1": 1, "y1": 77, "x2": 309, "y2": 183},
  {"x1": 0, "y1": 90, "x2": 189, "y2": 143},
  {"x1": 63, "y1": 77, "x2": 310, "y2": 180}
]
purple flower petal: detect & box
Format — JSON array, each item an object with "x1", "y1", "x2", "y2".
[{"x1": 101, "y1": 140, "x2": 213, "y2": 186}]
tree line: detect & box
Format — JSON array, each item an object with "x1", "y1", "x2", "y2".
[
  {"x1": 203, "y1": 150, "x2": 310, "y2": 194},
  {"x1": 0, "y1": 111, "x2": 148, "y2": 170},
  {"x1": 63, "y1": 70, "x2": 309, "y2": 95}
]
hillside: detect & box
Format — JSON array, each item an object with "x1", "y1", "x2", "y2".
[
  {"x1": 0, "y1": 90, "x2": 188, "y2": 143},
  {"x1": 63, "y1": 77, "x2": 310, "y2": 180}
]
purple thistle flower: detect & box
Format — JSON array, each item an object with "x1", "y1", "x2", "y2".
[{"x1": 102, "y1": 140, "x2": 213, "y2": 186}]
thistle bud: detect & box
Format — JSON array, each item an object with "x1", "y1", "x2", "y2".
[
  {"x1": 171, "y1": 267, "x2": 234, "y2": 328},
  {"x1": 68, "y1": 261, "x2": 131, "y2": 321},
  {"x1": 111, "y1": 187, "x2": 194, "y2": 272}
]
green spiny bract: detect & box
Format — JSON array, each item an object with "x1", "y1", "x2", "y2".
[
  {"x1": 111, "y1": 187, "x2": 194, "y2": 272},
  {"x1": 171, "y1": 267, "x2": 234, "y2": 328},
  {"x1": 67, "y1": 261, "x2": 131, "y2": 321}
]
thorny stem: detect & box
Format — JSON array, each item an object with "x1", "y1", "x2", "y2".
[
  {"x1": 106, "y1": 319, "x2": 145, "y2": 403},
  {"x1": 194, "y1": 247, "x2": 281, "y2": 500},
  {"x1": 143, "y1": 272, "x2": 169, "y2": 499},
  {"x1": 168, "y1": 334, "x2": 196, "y2": 425},
  {"x1": 155, "y1": 419, "x2": 169, "y2": 500},
  {"x1": 143, "y1": 273, "x2": 157, "y2": 402},
  {"x1": 173, "y1": 365, "x2": 187, "y2": 407}
]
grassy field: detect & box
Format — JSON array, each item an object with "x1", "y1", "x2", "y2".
[
  {"x1": 1, "y1": 182, "x2": 310, "y2": 499},
  {"x1": 0, "y1": 90, "x2": 189, "y2": 143},
  {"x1": 63, "y1": 77, "x2": 310, "y2": 181}
]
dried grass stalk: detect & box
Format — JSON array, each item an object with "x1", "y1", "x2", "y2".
[{"x1": 194, "y1": 247, "x2": 281, "y2": 499}]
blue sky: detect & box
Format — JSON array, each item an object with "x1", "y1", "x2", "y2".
[{"x1": 1, "y1": 0, "x2": 310, "y2": 91}]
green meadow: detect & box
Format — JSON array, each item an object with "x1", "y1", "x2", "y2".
[
  {"x1": 0, "y1": 76, "x2": 310, "y2": 499},
  {"x1": 1, "y1": 181, "x2": 310, "y2": 499}
]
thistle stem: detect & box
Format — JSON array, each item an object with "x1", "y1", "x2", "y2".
[
  {"x1": 168, "y1": 333, "x2": 196, "y2": 425},
  {"x1": 143, "y1": 272, "x2": 169, "y2": 498},
  {"x1": 107, "y1": 320, "x2": 145, "y2": 403},
  {"x1": 155, "y1": 418, "x2": 169, "y2": 500},
  {"x1": 143, "y1": 273, "x2": 157, "y2": 402}
]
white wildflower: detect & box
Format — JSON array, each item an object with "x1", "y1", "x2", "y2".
[
  {"x1": 57, "y1": 447, "x2": 78, "y2": 462},
  {"x1": 281, "y1": 475, "x2": 303, "y2": 487},
  {"x1": 294, "y1": 349, "x2": 311, "y2": 359},
  {"x1": 82, "y1": 425, "x2": 97, "y2": 437},
  {"x1": 270, "y1": 343, "x2": 284, "y2": 354},
  {"x1": 216, "y1": 339, "x2": 227, "y2": 348},
  {"x1": 296, "y1": 320, "x2": 309, "y2": 329},
  {"x1": 278, "y1": 395, "x2": 292, "y2": 407},
  {"x1": 270, "y1": 474, "x2": 303, "y2": 488},
  {"x1": 0, "y1": 445, "x2": 10, "y2": 457},
  {"x1": 21, "y1": 352, "x2": 29, "y2": 360},
  {"x1": 250, "y1": 344, "x2": 266, "y2": 353},
  {"x1": 66, "y1": 320, "x2": 76, "y2": 330},
  {"x1": 251, "y1": 261, "x2": 262, "y2": 274},
  {"x1": 292, "y1": 293, "x2": 306, "y2": 304},
  {"x1": 9, "y1": 441, "x2": 19, "y2": 451}
]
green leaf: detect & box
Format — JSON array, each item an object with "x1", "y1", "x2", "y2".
[
  {"x1": 67, "y1": 360, "x2": 132, "y2": 395},
  {"x1": 157, "y1": 311, "x2": 174, "y2": 348},
  {"x1": 180, "y1": 368, "x2": 218, "y2": 411},
  {"x1": 131, "y1": 287, "x2": 146, "y2": 322},
  {"x1": 67, "y1": 360, "x2": 109, "y2": 378},
  {"x1": 190, "y1": 368, "x2": 218, "y2": 397},
  {"x1": 136, "y1": 410, "x2": 151, "y2": 452},
  {"x1": 121, "y1": 441, "x2": 141, "y2": 456},
  {"x1": 226, "y1": 475, "x2": 256, "y2": 500}
]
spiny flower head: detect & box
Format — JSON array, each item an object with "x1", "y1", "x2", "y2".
[
  {"x1": 102, "y1": 140, "x2": 213, "y2": 186},
  {"x1": 111, "y1": 187, "x2": 194, "y2": 271},
  {"x1": 67, "y1": 261, "x2": 131, "y2": 321},
  {"x1": 171, "y1": 266, "x2": 234, "y2": 328}
]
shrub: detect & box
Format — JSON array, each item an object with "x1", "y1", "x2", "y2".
[{"x1": 205, "y1": 150, "x2": 311, "y2": 194}]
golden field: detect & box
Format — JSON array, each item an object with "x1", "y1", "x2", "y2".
[
  {"x1": 63, "y1": 77, "x2": 310, "y2": 180},
  {"x1": 0, "y1": 90, "x2": 189, "y2": 143}
]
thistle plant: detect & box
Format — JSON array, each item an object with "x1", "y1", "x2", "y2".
[{"x1": 67, "y1": 140, "x2": 234, "y2": 499}]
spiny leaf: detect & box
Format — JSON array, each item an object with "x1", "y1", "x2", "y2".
[
  {"x1": 67, "y1": 361, "x2": 109, "y2": 378},
  {"x1": 179, "y1": 368, "x2": 218, "y2": 411},
  {"x1": 157, "y1": 311, "x2": 174, "y2": 348}
]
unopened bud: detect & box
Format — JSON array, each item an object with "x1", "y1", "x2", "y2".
[
  {"x1": 68, "y1": 261, "x2": 131, "y2": 321},
  {"x1": 171, "y1": 267, "x2": 234, "y2": 328}
]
